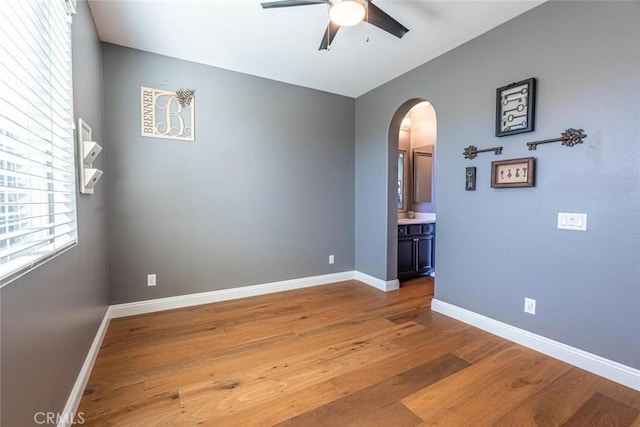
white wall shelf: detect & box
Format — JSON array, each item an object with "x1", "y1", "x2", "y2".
[{"x1": 77, "y1": 118, "x2": 104, "y2": 194}]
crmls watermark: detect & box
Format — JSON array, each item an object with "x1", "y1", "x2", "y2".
[{"x1": 33, "y1": 412, "x2": 85, "y2": 425}]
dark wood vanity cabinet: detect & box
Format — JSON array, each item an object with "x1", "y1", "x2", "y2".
[{"x1": 397, "y1": 223, "x2": 435, "y2": 280}]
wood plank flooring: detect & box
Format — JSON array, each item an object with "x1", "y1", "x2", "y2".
[{"x1": 77, "y1": 277, "x2": 640, "y2": 426}]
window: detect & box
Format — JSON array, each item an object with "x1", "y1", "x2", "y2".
[{"x1": 0, "y1": 0, "x2": 77, "y2": 285}]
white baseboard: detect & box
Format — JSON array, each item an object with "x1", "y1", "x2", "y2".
[
  {"x1": 110, "y1": 270, "x2": 402, "y2": 318},
  {"x1": 431, "y1": 299, "x2": 640, "y2": 392},
  {"x1": 110, "y1": 271, "x2": 357, "y2": 318},
  {"x1": 58, "y1": 307, "x2": 112, "y2": 427},
  {"x1": 354, "y1": 271, "x2": 399, "y2": 292}
]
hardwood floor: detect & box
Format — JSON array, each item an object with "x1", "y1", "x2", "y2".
[{"x1": 78, "y1": 277, "x2": 640, "y2": 426}]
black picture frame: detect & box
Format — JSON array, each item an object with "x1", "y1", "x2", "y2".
[{"x1": 495, "y1": 78, "x2": 536, "y2": 137}]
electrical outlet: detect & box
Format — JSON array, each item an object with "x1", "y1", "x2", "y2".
[
  {"x1": 147, "y1": 274, "x2": 156, "y2": 287},
  {"x1": 329, "y1": 255, "x2": 335, "y2": 265},
  {"x1": 524, "y1": 297, "x2": 536, "y2": 315}
]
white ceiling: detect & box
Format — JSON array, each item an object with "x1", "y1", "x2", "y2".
[{"x1": 88, "y1": 0, "x2": 545, "y2": 98}]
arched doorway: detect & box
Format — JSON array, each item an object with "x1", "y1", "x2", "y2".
[{"x1": 388, "y1": 98, "x2": 438, "y2": 284}]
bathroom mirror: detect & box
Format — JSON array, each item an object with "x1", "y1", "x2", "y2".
[
  {"x1": 413, "y1": 145, "x2": 433, "y2": 203},
  {"x1": 398, "y1": 150, "x2": 408, "y2": 210}
]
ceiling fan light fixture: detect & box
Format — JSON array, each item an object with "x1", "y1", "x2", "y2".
[{"x1": 329, "y1": 0, "x2": 366, "y2": 27}]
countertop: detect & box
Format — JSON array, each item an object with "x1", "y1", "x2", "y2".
[{"x1": 397, "y1": 213, "x2": 436, "y2": 225}]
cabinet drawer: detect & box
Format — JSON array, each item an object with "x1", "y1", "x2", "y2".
[
  {"x1": 399, "y1": 223, "x2": 435, "y2": 236},
  {"x1": 422, "y1": 223, "x2": 435, "y2": 234},
  {"x1": 407, "y1": 224, "x2": 422, "y2": 236}
]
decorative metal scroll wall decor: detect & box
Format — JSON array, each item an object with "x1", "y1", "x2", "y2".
[
  {"x1": 526, "y1": 128, "x2": 587, "y2": 151},
  {"x1": 175, "y1": 88, "x2": 194, "y2": 108},
  {"x1": 463, "y1": 145, "x2": 503, "y2": 160},
  {"x1": 141, "y1": 86, "x2": 195, "y2": 141}
]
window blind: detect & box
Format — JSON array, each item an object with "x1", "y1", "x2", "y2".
[{"x1": 0, "y1": 0, "x2": 77, "y2": 285}]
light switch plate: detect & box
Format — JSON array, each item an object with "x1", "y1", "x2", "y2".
[{"x1": 557, "y1": 212, "x2": 587, "y2": 231}]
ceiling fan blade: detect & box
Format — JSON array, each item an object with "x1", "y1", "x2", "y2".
[
  {"x1": 319, "y1": 21, "x2": 340, "y2": 50},
  {"x1": 261, "y1": 0, "x2": 328, "y2": 9},
  {"x1": 366, "y1": 2, "x2": 409, "y2": 39}
]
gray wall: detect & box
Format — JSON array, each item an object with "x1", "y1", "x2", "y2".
[
  {"x1": 102, "y1": 44, "x2": 355, "y2": 304},
  {"x1": 0, "y1": 1, "x2": 110, "y2": 425},
  {"x1": 355, "y1": 1, "x2": 640, "y2": 369}
]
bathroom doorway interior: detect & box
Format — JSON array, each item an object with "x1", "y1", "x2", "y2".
[{"x1": 389, "y1": 99, "x2": 437, "y2": 286}]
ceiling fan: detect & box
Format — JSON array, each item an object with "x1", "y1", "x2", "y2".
[{"x1": 260, "y1": 0, "x2": 409, "y2": 50}]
